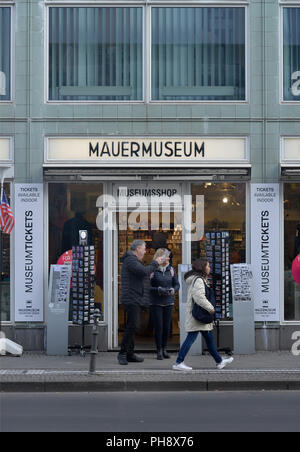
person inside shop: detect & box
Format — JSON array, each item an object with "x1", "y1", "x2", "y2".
[
  {"x1": 118, "y1": 240, "x2": 165, "y2": 366},
  {"x1": 151, "y1": 229, "x2": 169, "y2": 251},
  {"x1": 61, "y1": 195, "x2": 93, "y2": 254},
  {"x1": 172, "y1": 259, "x2": 234, "y2": 372},
  {"x1": 150, "y1": 248, "x2": 180, "y2": 360}
]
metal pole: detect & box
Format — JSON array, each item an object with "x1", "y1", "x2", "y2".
[{"x1": 89, "y1": 309, "x2": 101, "y2": 375}]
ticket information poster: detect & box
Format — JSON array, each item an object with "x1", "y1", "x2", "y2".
[
  {"x1": 231, "y1": 264, "x2": 253, "y2": 304},
  {"x1": 251, "y1": 184, "x2": 280, "y2": 322},
  {"x1": 231, "y1": 263, "x2": 255, "y2": 354},
  {"x1": 47, "y1": 265, "x2": 71, "y2": 356},
  {"x1": 15, "y1": 184, "x2": 44, "y2": 322}
]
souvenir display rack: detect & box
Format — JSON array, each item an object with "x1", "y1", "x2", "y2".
[
  {"x1": 72, "y1": 245, "x2": 95, "y2": 325},
  {"x1": 205, "y1": 231, "x2": 231, "y2": 319},
  {"x1": 70, "y1": 244, "x2": 95, "y2": 355}
]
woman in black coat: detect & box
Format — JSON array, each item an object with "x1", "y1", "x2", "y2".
[{"x1": 150, "y1": 248, "x2": 180, "y2": 360}]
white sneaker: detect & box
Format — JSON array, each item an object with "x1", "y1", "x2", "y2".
[
  {"x1": 172, "y1": 362, "x2": 193, "y2": 372},
  {"x1": 216, "y1": 357, "x2": 234, "y2": 370}
]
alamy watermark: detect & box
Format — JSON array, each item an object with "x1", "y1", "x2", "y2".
[
  {"x1": 95, "y1": 194, "x2": 204, "y2": 242},
  {"x1": 291, "y1": 331, "x2": 300, "y2": 357},
  {"x1": 0, "y1": 331, "x2": 6, "y2": 355}
]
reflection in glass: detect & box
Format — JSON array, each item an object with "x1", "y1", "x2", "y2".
[
  {"x1": 191, "y1": 183, "x2": 246, "y2": 320},
  {"x1": 48, "y1": 184, "x2": 104, "y2": 318}
]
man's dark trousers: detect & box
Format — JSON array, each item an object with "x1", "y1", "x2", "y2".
[{"x1": 120, "y1": 303, "x2": 141, "y2": 355}]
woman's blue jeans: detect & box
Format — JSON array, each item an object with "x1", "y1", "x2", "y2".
[{"x1": 176, "y1": 331, "x2": 222, "y2": 365}]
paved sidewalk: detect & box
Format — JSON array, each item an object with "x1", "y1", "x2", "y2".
[{"x1": 1, "y1": 351, "x2": 300, "y2": 392}]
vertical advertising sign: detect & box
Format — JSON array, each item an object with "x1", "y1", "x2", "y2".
[
  {"x1": 47, "y1": 264, "x2": 71, "y2": 355},
  {"x1": 231, "y1": 264, "x2": 255, "y2": 354},
  {"x1": 251, "y1": 184, "x2": 280, "y2": 321},
  {"x1": 15, "y1": 184, "x2": 44, "y2": 322}
]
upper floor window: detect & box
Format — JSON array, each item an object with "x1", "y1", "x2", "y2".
[
  {"x1": 283, "y1": 7, "x2": 300, "y2": 101},
  {"x1": 152, "y1": 7, "x2": 246, "y2": 101},
  {"x1": 48, "y1": 7, "x2": 143, "y2": 101},
  {"x1": 48, "y1": 5, "x2": 246, "y2": 103},
  {"x1": 0, "y1": 8, "x2": 11, "y2": 102}
]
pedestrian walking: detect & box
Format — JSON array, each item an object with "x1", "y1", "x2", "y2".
[
  {"x1": 150, "y1": 248, "x2": 180, "y2": 360},
  {"x1": 172, "y1": 259, "x2": 234, "y2": 371},
  {"x1": 118, "y1": 240, "x2": 165, "y2": 366}
]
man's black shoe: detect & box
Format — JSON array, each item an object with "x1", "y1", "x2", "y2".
[
  {"x1": 163, "y1": 348, "x2": 170, "y2": 359},
  {"x1": 157, "y1": 349, "x2": 164, "y2": 360},
  {"x1": 118, "y1": 352, "x2": 128, "y2": 365},
  {"x1": 127, "y1": 353, "x2": 144, "y2": 363}
]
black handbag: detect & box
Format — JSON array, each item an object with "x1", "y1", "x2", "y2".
[{"x1": 191, "y1": 277, "x2": 215, "y2": 324}]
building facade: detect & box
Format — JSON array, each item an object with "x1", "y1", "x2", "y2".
[{"x1": 1, "y1": 0, "x2": 300, "y2": 352}]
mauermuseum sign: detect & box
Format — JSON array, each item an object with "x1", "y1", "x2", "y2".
[{"x1": 45, "y1": 137, "x2": 248, "y2": 167}]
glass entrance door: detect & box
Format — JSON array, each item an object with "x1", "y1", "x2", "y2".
[{"x1": 116, "y1": 210, "x2": 182, "y2": 351}]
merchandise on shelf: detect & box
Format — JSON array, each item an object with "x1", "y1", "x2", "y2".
[
  {"x1": 71, "y1": 245, "x2": 95, "y2": 325},
  {"x1": 205, "y1": 231, "x2": 231, "y2": 319}
]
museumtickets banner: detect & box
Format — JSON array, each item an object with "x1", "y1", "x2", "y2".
[
  {"x1": 15, "y1": 184, "x2": 44, "y2": 322},
  {"x1": 251, "y1": 184, "x2": 280, "y2": 322}
]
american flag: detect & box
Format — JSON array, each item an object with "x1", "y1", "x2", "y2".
[{"x1": 0, "y1": 189, "x2": 14, "y2": 234}]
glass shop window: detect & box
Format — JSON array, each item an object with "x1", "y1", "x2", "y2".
[
  {"x1": 284, "y1": 183, "x2": 300, "y2": 320},
  {"x1": 48, "y1": 183, "x2": 104, "y2": 317},
  {"x1": 191, "y1": 183, "x2": 246, "y2": 320}
]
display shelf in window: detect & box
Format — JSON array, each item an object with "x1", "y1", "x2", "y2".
[{"x1": 205, "y1": 231, "x2": 232, "y2": 320}]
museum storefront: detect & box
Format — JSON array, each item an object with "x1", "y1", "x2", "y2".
[{"x1": 44, "y1": 136, "x2": 250, "y2": 350}]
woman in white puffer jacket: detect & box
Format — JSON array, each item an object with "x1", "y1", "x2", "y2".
[{"x1": 173, "y1": 259, "x2": 234, "y2": 372}]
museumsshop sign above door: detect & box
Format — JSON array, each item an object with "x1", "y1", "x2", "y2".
[{"x1": 45, "y1": 137, "x2": 249, "y2": 167}]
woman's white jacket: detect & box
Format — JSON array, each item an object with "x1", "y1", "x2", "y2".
[{"x1": 185, "y1": 275, "x2": 215, "y2": 332}]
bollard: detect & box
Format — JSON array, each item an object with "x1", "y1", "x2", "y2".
[{"x1": 89, "y1": 309, "x2": 102, "y2": 375}]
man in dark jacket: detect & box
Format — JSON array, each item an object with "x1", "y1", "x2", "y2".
[{"x1": 118, "y1": 240, "x2": 164, "y2": 365}]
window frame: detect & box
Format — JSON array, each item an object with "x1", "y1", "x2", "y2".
[
  {"x1": 149, "y1": 3, "x2": 248, "y2": 104},
  {"x1": 45, "y1": 1, "x2": 249, "y2": 104},
  {"x1": 45, "y1": 3, "x2": 146, "y2": 104},
  {"x1": 280, "y1": 3, "x2": 300, "y2": 104},
  {"x1": 0, "y1": 4, "x2": 13, "y2": 103}
]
